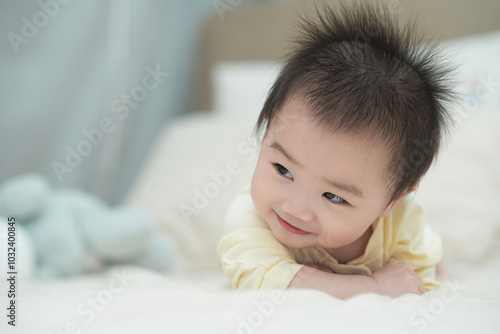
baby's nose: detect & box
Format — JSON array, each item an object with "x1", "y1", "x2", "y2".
[{"x1": 281, "y1": 196, "x2": 315, "y2": 223}]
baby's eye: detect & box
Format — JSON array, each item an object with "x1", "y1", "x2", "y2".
[
  {"x1": 274, "y1": 163, "x2": 293, "y2": 180},
  {"x1": 324, "y1": 192, "x2": 347, "y2": 204}
]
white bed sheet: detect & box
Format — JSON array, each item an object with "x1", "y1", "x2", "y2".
[{"x1": 4, "y1": 257, "x2": 500, "y2": 334}]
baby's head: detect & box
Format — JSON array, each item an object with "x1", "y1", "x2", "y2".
[{"x1": 250, "y1": 2, "x2": 455, "y2": 250}]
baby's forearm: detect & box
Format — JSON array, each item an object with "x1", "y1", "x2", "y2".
[{"x1": 288, "y1": 266, "x2": 378, "y2": 299}]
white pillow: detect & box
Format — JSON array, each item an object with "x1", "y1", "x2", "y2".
[
  {"x1": 415, "y1": 109, "x2": 500, "y2": 264},
  {"x1": 211, "y1": 61, "x2": 282, "y2": 120},
  {"x1": 125, "y1": 113, "x2": 258, "y2": 269},
  {"x1": 415, "y1": 29, "x2": 500, "y2": 265}
]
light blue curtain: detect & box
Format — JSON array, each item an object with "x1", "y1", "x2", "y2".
[{"x1": 0, "y1": 0, "x2": 239, "y2": 204}]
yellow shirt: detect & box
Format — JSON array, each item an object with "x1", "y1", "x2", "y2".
[{"x1": 217, "y1": 186, "x2": 442, "y2": 291}]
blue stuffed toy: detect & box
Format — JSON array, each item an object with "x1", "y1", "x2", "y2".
[{"x1": 0, "y1": 174, "x2": 176, "y2": 279}]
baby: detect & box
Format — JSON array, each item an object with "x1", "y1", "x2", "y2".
[{"x1": 217, "y1": 2, "x2": 455, "y2": 299}]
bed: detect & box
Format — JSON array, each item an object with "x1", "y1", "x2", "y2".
[{"x1": 5, "y1": 0, "x2": 500, "y2": 333}]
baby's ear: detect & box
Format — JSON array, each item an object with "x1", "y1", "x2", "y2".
[
  {"x1": 380, "y1": 185, "x2": 418, "y2": 217},
  {"x1": 408, "y1": 184, "x2": 418, "y2": 193}
]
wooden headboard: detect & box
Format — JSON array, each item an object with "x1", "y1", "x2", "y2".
[{"x1": 197, "y1": 0, "x2": 500, "y2": 111}]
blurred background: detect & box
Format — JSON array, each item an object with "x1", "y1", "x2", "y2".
[
  {"x1": 1, "y1": 0, "x2": 499, "y2": 207},
  {"x1": 0, "y1": 0, "x2": 282, "y2": 204}
]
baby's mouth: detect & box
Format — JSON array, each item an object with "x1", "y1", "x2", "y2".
[{"x1": 276, "y1": 214, "x2": 310, "y2": 235}]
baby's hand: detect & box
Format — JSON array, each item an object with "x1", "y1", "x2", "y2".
[{"x1": 370, "y1": 262, "x2": 425, "y2": 297}]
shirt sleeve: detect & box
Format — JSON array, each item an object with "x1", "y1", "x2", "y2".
[
  {"x1": 387, "y1": 197, "x2": 442, "y2": 291},
  {"x1": 217, "y1": 187, "x2": 303, "y2": 290}
]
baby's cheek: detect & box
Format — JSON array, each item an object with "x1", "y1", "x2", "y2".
[
  {"x1": 318, "y1": 225, "x2": 356, "y2": 248},
  {"x1": 251, "y1": 173, "x2": 270, "y2": 214}
]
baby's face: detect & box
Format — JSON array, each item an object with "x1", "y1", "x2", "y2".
[{"x1": 251, "y1": 98, "x2": 401, "y2": 251}]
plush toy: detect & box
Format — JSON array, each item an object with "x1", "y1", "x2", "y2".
[{"x1": 0, "y1": 173, "x2": 176, "y2": 279}]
